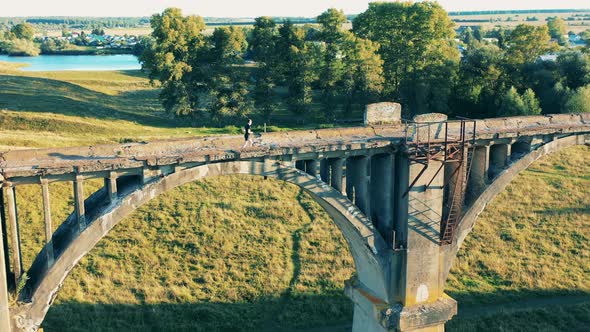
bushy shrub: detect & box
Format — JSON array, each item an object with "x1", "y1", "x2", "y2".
[
  {"x1": 564, "y1": 85, "x2": 590, "y2": 113},
  {"x1": 6, "y1": 39, "x2": 40, "y2": 56}
]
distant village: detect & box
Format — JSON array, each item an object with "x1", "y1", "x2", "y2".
[{"x1": 38, "y1": 30, "x2": 139, "y2": 50}]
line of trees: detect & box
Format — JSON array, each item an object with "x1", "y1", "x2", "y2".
[{"x1": 140, "y1": 3, "x2": 590, "y2": 125}]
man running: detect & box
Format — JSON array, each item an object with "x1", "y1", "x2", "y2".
[{"x1": 242, "y1": 119, "x2": 254, "y2": 148}]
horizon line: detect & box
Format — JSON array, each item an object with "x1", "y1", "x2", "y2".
[{"x1": 1, "y1": 7, "x2": 590, "y2": 19}]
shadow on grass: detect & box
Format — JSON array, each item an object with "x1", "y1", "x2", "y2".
[
  {"x1": 41, "y1": 289, "x2": 590, "y2": 332},
  {"x1": 0, "y1": 75, "x2": 179, "y2": 128},
  {"x1": 43, "y1": 293, "x2": 353, "y2": 332}
]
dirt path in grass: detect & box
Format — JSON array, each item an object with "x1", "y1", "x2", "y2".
[{"x1": 295, "y1": 295, "x2": 590, "y2": 332}]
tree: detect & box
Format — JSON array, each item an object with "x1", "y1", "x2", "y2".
[
  {"x1": 460, "y1": 27, "x2": 474, "y2": 45},
  {"x1": 208, "y1": 26, "x2": 250, "y2": 121},
  {"x1": 505, "y1": 24, "x2": 555, "y2": 67},
  {"x1": 11, "y1": 23, "x2": 35, "y2": 40},
  {"x1": 557, "y1": 52, "x2": 590, "y2": 90},
  {"x1": 249, "y1": 17, "x2": 279, "y2": 119},
  {"x1": 5, "y1": 38, "x2": 40, "y2": 56},
  {"x1": 317, "y1": 9, "x2": 348, "y2": 119},
  {"x1": 340, "y1": 32, "x2": 384, "y2": 113},
  {"x1": 91, "y1": 27, "x2": 105, "y2": 36},
  {"x1": 353, "y1": 1, "x2": 456, "y2": 111},
  {"x1": 140, "y1": 8, "x2": 207, "y2": 116},
  {"x1": 547, "y1": 17, "x2": 567, "y2": 45},
  {"x1": 40, "y1": 39, "x2": 58, "y2": 54},
  {"x1": 453, "y1": 44, "x2": 505, "y2": 118},
  {"x1": 277, "y1": 21, "x2": 315, "y2": 114},
  {"x1": 564, "y1": 85, "x2": 590, "y2": 113},
  {"x1": 473, "y1": 26, "x2": 484, "y2": 42},
  {"x1": 499, "y1": 87, "x2": 542, "y2": 116}
]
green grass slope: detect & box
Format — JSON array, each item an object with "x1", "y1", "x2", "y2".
[{"x1": 0, "y1": 68, "x2": 588, "y2": 331}]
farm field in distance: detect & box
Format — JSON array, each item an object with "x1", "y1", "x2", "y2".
[
  {"x1": 0, "y1": 67, "x2": 588, "y2": 331},
  {"x1": 449, "y1": 10, "x2": 590, "y2": 33}
]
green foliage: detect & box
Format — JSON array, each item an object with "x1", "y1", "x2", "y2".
[
  {"x1": 5, "y1": 38, "x2": 40, "y2": 56},
  {"x1": 207, "y1": 27, "x2": 250, "y2": 121},
  {"x1": 453, "y1": 44, "x2": 504, "y2": 117},
  {"x1": 547, "y1": 17, "x2": 568, "y2": 45},
  {"x1": 505, "y1": 25, "x2": 555, "y2": 67},
  {"x1": 499, "y1": 87, "x2": 542, "y2": 116},
  {"x1": 353, "y1": 1, "x2": 457, "y2": 115},
  {"x1": 91, "y1": 27, "x2": 105, "y2": 36},
  {"x1": 461, "y1": 27, "x2": 475, "y2": 45},
  {"x1": 140, "y1": 8, "x2": 206, "y2": 116},
  {"x1": 557, "y1": 52, "x2": 590, "y2": 90},
  {"x1": 277, "y1": 21, "x2": 315, "y2": 114},
  {"x1": 249, "y1": 17, "x2": 279, "y2": 119},
  {"x1": 564, "y1": 85, "x2": 590, "y2": 113},
  {"x1": 11, "y1": 23, "x2": 35, "y2": 40}
]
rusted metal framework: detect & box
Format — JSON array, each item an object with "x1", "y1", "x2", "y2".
[{"x1": 403, "y1": 119, "x2": 476, "y2": 245}]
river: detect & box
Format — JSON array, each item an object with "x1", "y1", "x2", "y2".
[{"x1": 0, "y1": 54, "x2": 141, "y2": 71}]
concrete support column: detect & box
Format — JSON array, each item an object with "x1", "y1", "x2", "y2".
[
  {"x1": 510, "y1": 141, "x2": 532, "y2": 160},
  {"x1": 370, "y1": 154, "x2": 395, "y2": 245},
  {"x1": 467, "y1": 146, "x2": 489, "y2": 201},
  {"x1": 0, "y1": 201, "x2": 11, "y2": 332},
  {"x1": 304, "y1": 160, "x2": 320, "y2": 179},
  {"x1": 73, "y1": 176, "x2": 86, "y2": 233},
  {"x1": 0, "y1": 190, "x2": 10, "y2": 288},
  {"x1": 404, "y1": 159, "x2": 445, "y2": 306},
  {"x1": 3, "y1": 184, "x2": 21, "y2": 286},
  {"x1": 329, "y1": 158, "x2": 345, "y2": 194},
  {"x1": 489, "y1": 144, "x2": 510, "y2": 179},
  {"x1": 393, "y1": 152, "x2": 410, "y2": 248},
  {"x1": 346, "y1": 156, "x2": 370, "y2": 216},
  {"x1": 105, "y1": 171, "x2": 118, "y2": 203},
  {"x1": 320, "y1": 159, "x2": 329, "y2": 183},
  {"x1": 295, "y1": 160, "x2": 305, "y2": 172},
  {"x1": 41, "y1": 179, "x2": 55, "y2": 269}
]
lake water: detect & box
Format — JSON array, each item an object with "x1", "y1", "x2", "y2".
[{"x1": 0, "y1": 54, "x2": 141, "y2": 71}]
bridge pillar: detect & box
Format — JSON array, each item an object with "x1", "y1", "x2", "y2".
[
  {"x1": 3, "y1": 184, "x2": 22, "y2": 286},
  {"x1": 328, "y1": 158, "x2": 345, "y2": 194},
  {"x1": 467, "y1": 146, "x2": 490, "y2": 200},
  {"x1": 489, "y1": 144, "x2": 510, "y2": 178},
  {"x1": 320, "y1": 159, "x2": 329, "y2": 183},
  {"x1": 305, "y1": 160, "x2": 320, "y2": 179},
  {"x1": 346, "y1": 156, "x2": 370, "y2": 216},
  {"x1": 381, "y1": 157, "x2": 457, "y2": 331},
  {"x1": 0, "y1": 186, "x2": 11, "y2": 332},
  {"x1": 73, "y1": 176, "x2": 86, "y2": 233},
  {"x1": 370, "y1": 153, "x2": 394, "y2": 244}
]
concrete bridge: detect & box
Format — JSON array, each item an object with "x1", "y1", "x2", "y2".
[{"x1": 0, "y1": 106, "x2": 589, "y2": 331}]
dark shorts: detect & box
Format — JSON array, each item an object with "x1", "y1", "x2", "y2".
[{"x1": 244, "y1": 134, "x2": 250, "y2": 141}]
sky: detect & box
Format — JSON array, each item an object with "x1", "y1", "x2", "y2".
[{"x1": 1, "y1": 0, "x2": 589, "y2": 17}]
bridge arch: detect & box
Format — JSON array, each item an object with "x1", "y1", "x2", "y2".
[
  {"x1": 442, "y1": 134, "x2": 588, "y2": 281},
  {"x1": 13, "y1": 160, "x2": 389, "y2": 331}
]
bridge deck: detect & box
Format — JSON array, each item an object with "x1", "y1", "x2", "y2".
[{"x1": 0, "y1": 114, "x2": 589, "y2": 180}]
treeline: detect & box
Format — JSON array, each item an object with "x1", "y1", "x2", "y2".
[
  {"x1": 140, "y1": 3, "x2": 590, "y2": 126},
  {"x1": 0, "y1": 17, "x2": 150, "y2": 29},
  {"x1": 140, "y1": 7, "x2": 384, "y2": 124},
  {"x1": 449, "y1": 9, "x2": 590, "y2": 16}
]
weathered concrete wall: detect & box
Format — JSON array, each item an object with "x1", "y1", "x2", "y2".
[{"x1": 364, "y1": 102, "x2": 402, "y2": 126}]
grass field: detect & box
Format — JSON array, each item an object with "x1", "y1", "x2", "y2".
[{"x1": 0, "y1": 68, "x2": 588, "y2": 331}]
